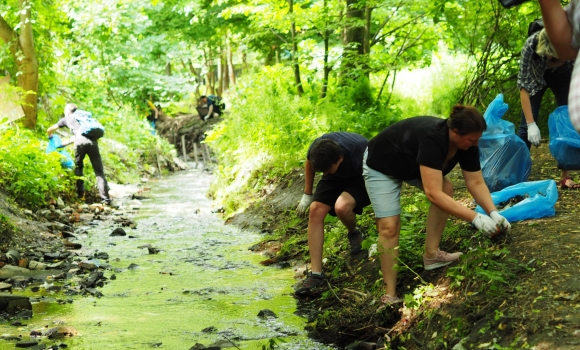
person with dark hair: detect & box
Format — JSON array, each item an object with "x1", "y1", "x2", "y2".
[
  {"x1": 517, "y1": 27, "x2": 578, "y2": 188},
  {"x1": 197, "y1": 95, "x2": 224, "y2": 121},
  {"x1": 295, "y1": 132, "x2": 370, "y2": 296},
  {"x1": 363, "y1": 105, "x2": 510, "y2": 310},
  {"x1": 47, "y1": 103, "x2": 112, "y2": 205}
]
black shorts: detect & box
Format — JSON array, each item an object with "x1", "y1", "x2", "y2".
[{"x1": 313, "y1": 175, "x2": 371, "y2": 216}]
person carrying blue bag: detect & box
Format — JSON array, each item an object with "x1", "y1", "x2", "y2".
[{"x1": 47, "y1": 103, "x2": 112, "y2": 205}]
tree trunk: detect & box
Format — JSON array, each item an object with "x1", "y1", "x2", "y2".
[
  {"x1": 0, "y1": 1, "x2": 39, "y2": 129},
  {"x1": 320, "y1": 30, "x2": 331, "y2": 99},
  {"x1": 288, "y1": 0, "x2": 304, "y2": 96},
  {"x1": 341, "y1": 0, "x2": 366, "y2": 81},
  {"x1": 320, "y1": 0, "x2": 331, "y2": 99},
  {"x1": 226, "y1": 34, "x2": 236, "y2": 87},
  {"x1": 363, "y1": 6, "x2": 372, "y2": 55},
  {"x1": 204, "y1": 49, "x2": 215, "y2": 95}
]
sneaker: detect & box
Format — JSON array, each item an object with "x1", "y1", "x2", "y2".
[
  {"x1": 347, "y1": 228, "x2": 364, "y2": 255},
  {"x1": 377, "y1": 294, "x2": 402, "y2": 312},
  {"x1": 295, "y1": 272, "x2": 325, "y2": 297},
  {"x1": 423, "y1": 250, "x2": 463, "y2": 271}
]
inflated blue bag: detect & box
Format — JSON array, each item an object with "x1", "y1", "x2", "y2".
[
  {"x1": 475, "y1": 180, "x2": 558, "y2": 222},
  {"x1": 548, "y1": 106, "x2": 580, "y2": 170},
  {"x1": 479, "y1": 94, "x2": 532, "y2": 192},
  {"x1": 46, "y1": 135, "x2": 74, "y2": 169}
]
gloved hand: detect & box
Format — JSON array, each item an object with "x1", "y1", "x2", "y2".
[
  {"x1": 472, "y1": 213, "x2": 499, "y2": 236},
  {"x1": 490, "y1": 210, "x2": 511, "y2": 233},
  {"x1": 527, "y1": 122, "x2": 541, "y2": 147},
  {"x1": 296, "y1": 193, "x2": 314, "y2": 217}
]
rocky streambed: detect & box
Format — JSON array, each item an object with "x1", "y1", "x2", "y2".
[{"x1": 0, "y1": 166, "x2": 334, "y2": 350}]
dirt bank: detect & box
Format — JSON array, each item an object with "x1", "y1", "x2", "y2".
[{"x1": 228, "y1": 143, "x2": 580, "y2": 350}]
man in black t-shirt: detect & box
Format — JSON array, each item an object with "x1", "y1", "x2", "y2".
[{"x1": 294, "y1": 132, "x2": 370, "y2": 297}]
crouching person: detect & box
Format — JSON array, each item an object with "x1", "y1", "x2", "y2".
[{"x1": 294, "y1": 132, "x2": 370, "y2": 297}]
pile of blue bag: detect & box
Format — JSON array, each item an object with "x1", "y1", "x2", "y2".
[
  {"x1": 46, "y1": 135, "x2": 74, "y2": 169},
  {"x1": 548, "y1": 105, "x2": 580, "y2": 170},
  {"x1": 478, "y1": 94, "x2": 532, "y2": 192}
]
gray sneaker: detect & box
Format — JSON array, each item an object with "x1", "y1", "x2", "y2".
[
  {"x1": 295, "y1": 272, "x2": 325, "y2": 297},
  {"x1": 348, "y1": 228, "x2": 364, "y2": 255},
  {"x1": 423, "y1": 250, "x2": 463, "y2": 271}
]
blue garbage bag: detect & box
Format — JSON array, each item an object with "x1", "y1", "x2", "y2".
[
  {"x1": 479, "y1": 94, "x2": 532, "y2": 192},
  {"x1": 475, "y1": 180, "x2": 558, "y2": 222},
  {"x1": 548, "y1": 105, "x2": 580, "y2": 170},
  {"x1": 46, "y1": 135, "x2": 74, "y2": 169}
]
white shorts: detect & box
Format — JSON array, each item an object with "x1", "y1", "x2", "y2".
[{"x1": 362, "y1": 148, "x2": 423, "y2": 218}]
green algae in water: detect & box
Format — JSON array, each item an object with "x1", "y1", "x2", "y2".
[{"x1": 0, "y1": 170, "x2": 335, "y2": 350}]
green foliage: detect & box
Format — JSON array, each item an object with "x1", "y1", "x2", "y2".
[
  {"x1": 0, "y1": 128, "x2": 75, "y2": 209},
  {"x1": 0, "y1": 214, "x2": 15, "y2": 246}
]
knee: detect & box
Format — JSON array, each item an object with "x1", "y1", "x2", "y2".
[
  {"x1": 377, "y1": 220, "x2": 399, "y2": 241},
  {"x1": 309, "y1": 202, "x2": 330, "y2": 222},
  {"x1": 334, "y1": 201, "x2": 354, "y2": 219}
]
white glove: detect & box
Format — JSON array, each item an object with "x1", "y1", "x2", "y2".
[
  {"x1": 472, "y1": 213, "x2": 499, "y2": 236},
  {"x1": 490, "y1": 210, "x2": 511, "y2": 233},
  {"x1": 527, "y1": 122, "x2": 541, "y2": 147},
  {"x1": 296, "y1": 193, "x2": 314, "y2": 217}
]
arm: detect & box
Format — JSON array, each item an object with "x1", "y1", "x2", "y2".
[
  {"x1": 47, "y1": 124, "x2": 60, "y2": 136},
  {"x1": 463, "y1": 169, "x2": 511, "y2": 232},
  {"x1": 303, "y1": 159, "x2": 315, "y2": 195},
  {"x1": 420, "y1": 165, "x2": 477, "y2": 222},
  {"x1": 462, "y1": 170, "x2": 496, "y2": 215},
  {"x1": 520, "y1": 89, "x2": 534, "y2": 124},
  {"x1": 206, "y1": 105, "x2": 214, "y2": 119},
  {"x1": 296, "y1": 159, "x2": 316, "y2": 217},
  {"x1": 539, "y1": 0, "x2": 578, "y2": 60}
]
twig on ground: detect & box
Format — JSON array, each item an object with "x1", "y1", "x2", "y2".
[{"x1": 343, "y1": 288, "x2": 368, "y2": 298}]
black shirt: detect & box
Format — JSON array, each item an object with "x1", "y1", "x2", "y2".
[
  {"x1": 366, "y1": 116, "x2": 481, "y2": 180},
  {"x1": 307, "y1": 132, "x2": 368, "y2": 178}
]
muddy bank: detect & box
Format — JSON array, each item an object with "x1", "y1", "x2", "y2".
[{"x1": 224, "y1": 143, "x2": 580, "y2": 350}]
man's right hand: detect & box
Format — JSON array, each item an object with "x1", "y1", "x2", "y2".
[
  {"x1": 472, "y1": 213, "x2": 499, "y2": 236},
  {"x1": 296, "y1": 193, "x2": 314, "y2": 217},
  {"x1": 527, "y1": 122, "x2": 541, "y2": 147}
]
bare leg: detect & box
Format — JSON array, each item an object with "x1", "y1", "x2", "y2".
[
  {"x1": 334, "y1": 192, "x2": 357, "y2": 233},
  {"x1": 308, "y1": 201, "x2": 331, "y2": 273},
  {"x1": 425, "y1": 176, "x2": 454, "y2": 258},
  {"x1": 376, "y1": 215, "x2": 401, "y2": 297}
]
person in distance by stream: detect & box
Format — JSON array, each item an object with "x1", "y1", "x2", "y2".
[
  {"x1": 295, "y1": 132, "x2": 370, "y2": 297},
  {"x1": 47, "y1": 103, "x2": 112, "y2": 206},
  {"x1": 363, "y1": 105, "x2": 511, "y2": 310}
]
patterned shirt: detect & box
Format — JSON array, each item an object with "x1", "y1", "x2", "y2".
[
  {"x1": 517, "y1": 32, "x2": 574, "y2": 97},
  {"x1": 518, "y1": 33, "x2": 548, "y2": 96}
]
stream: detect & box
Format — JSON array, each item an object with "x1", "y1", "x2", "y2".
[{"x1": 0, "y1": 166, "x2": 334, "y2": 349}]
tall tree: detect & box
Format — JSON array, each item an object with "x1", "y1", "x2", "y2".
[{"x1": 0, "y1": 0, "x2": 38, "y2": 128}]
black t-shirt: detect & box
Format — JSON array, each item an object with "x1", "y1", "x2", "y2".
[
  {"x1": 307, "y1": 132, "x2": 368, "y2": 178},
  {"x1": 366, "y1": 116, "x2": 481, "y2": 180}
]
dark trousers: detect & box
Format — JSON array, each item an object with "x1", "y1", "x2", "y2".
[
  {"x1": 75, "y1": 142, "x2": 109, "y2": 201},
  {"x1": 517, "y1": 64, "x2": 572, "y2": 149}
]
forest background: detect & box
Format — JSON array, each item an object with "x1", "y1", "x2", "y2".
[{"x1": 0, "y1": 0, "x2": 566, "y2": 348}]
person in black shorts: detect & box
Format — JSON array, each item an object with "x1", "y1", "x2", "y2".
[{"x1": 294, "y1": 132, "x2": 370, "y2": 296}]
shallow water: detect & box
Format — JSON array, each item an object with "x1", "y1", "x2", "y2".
[{"x1": 0, "y1": 167, "x2": 334, "y2": 349}]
